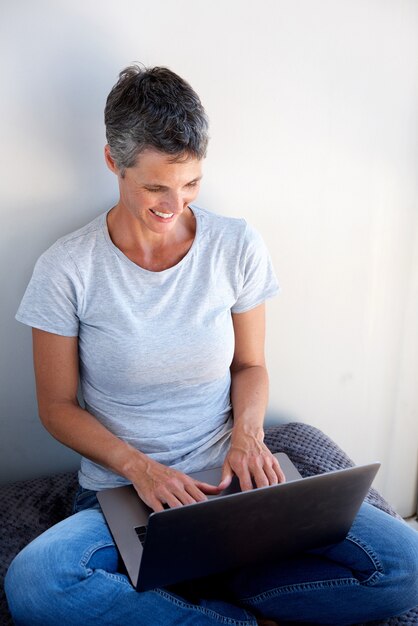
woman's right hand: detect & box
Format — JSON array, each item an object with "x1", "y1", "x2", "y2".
[{"x1": 128, "y1": 456, "x2": 223, "y2": 513}]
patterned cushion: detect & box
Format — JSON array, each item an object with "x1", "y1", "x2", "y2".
[
  {"x1": 0, "y1": 471, "x2": 78, "y2": 624},
  {"x1": 263, "y1": 423, "x2": 418, "y2": 625},
  {"x1": 0, "y1": 423, "x2": 416, "y2": 625}
]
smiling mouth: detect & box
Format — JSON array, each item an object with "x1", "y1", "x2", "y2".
[{"x1": 150, "y1": 209, "x2": 174, "y2": 219}]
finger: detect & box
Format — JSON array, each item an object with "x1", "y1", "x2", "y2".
[
  {"x1": 184, "y1": 482, "x2": 209, "y2": 503},
  {"x1": 163, "y1": 492, "x2": 184, "y2": 509},
  {"x1": 251, "y1": 462, "x2": 271, "y2": 489},
  {"x1": 263, "y1": 463, "x2": 279, "y2": 485},
  {"x1": 175, "y1": 490, "x2": 198, "y2": 506},
  {"x1": 237, "y1": 466, "x2": 253, "y2": 491},
  {"x1": 147, "y1": 496, "x2": 165, "y2": 513},
  {"x1": 272, "y1": 458, "x2": 286, "y2": 483},
  {"x1": 217, "y1": 462, "x2": 233, "y2": 490},
  {"x1": 257, "y1": 452, "x2": 283, "y2": 485},
  {"x1": 167, "y1": 475, "x2": 213, "y2": 505},
  {"x1": 194, "y1": 480, "x2": 224, "y2": 494}
]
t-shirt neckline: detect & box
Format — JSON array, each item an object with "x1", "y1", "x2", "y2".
[{"x1": 101, "y1": 204, "x2": 201, "y2": 275}]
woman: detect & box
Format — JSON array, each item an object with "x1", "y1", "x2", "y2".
[{"x1": 6, "y1": 66, "x2": 418, "y2": 626}]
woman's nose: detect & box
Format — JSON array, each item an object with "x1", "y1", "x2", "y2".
[{"x1": 165, "y1": 192, "x2": 186, "y2": 213}]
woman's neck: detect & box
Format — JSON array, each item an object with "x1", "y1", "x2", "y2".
[{"x1": 106, "y1": 204, "x2": 196, "y2": 271}]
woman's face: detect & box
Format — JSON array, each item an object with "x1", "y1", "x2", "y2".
[{"x1": 105, "y1": 146, "x2": 203, "y2": 236}]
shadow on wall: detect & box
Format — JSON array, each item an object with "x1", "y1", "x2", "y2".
[
  {"x1": 0, "y1": 4, "x2": 122, "y2": 484},
  {"x1": 264, "y1": 411, "x2": 300, "y2": 429}
]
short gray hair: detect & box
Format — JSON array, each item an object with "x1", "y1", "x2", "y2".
[{"x1": 104, "y1": 65, "x2": 209, "y2": 176}]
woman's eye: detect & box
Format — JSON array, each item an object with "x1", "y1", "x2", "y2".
[{"x1": 145, "y1": 182, "x2": 198, "y2": 192}]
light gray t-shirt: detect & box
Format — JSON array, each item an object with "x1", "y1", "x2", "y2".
[{"x1": 16, "y1": 204, "x2": 279, "y2": 490}]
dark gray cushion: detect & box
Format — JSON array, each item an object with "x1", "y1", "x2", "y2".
[
  {"x1": 263, "y1": 423, "x2": 418, "y2": 625},
  {"x1": 1, "y1": 423, "x2": 416, "y2": 625},
  {"x1": 0, "y1": 471, "x2": 78, "y2": 625}
]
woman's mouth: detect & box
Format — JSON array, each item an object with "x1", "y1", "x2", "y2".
[{"x1": 150, "y1": 209, "x2": 175, "y2": 220}]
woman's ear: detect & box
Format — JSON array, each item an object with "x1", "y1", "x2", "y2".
[{"x1": 104, "y1": 145, "x2": 118, "y2": 174}]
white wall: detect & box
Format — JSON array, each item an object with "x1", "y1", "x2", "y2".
[{"x1": 1, "y1": 0, "x2": 417, "y2": 516}]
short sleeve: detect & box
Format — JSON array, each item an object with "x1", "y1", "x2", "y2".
[
  {"x1": 15, "y1": 243, "x2": 82, "y2": 336},
  {"x1": 231, "y1": 223, "x2": 280, "y2": 314}
]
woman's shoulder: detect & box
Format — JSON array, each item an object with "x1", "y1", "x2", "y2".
[
  {"x1": 191, "y1": 203, "x2": 244, "y2": 225},
  {"x1": 38, "y1": 211, "x2": 108, "y2": 270},
  {"x1": 191, "y1": 204, "x2": 249, "y2": 239},
  {"x1": 191, "y1": 204, "x2": 263, "y2": 251}
]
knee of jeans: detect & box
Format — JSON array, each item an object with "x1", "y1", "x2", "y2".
[
  {"x1": 5, "y1": 509, "x2": 117, "y2": 624},
  {"x1": 380, "y1": 523, "x2": 418, "y2": 613},
  {"x1": 5, "y1": 544, "x2": 46, "y2": 624},
  {"x1": 398, "y1": 532, "x2": 418, "y2": 608}
]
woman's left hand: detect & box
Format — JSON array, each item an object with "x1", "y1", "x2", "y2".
[{"x1": 218, "y1": 429, "x2": 286, "y2": 492}]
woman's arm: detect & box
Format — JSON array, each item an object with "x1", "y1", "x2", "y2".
[
  {"x1": 32, "y1": 328, "x2": 221, "y2": 511},
  {"x1": 218, "y1": 304, "x2": 285, "y2": 491}
]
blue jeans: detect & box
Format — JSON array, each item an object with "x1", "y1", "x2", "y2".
[{"x1": 5, "y1": 487, "x2": 418, "y2": 626}]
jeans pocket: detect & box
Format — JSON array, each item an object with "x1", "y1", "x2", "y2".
[{"x1": 72, "y1": 486, "x2": 100, "y2": 514}]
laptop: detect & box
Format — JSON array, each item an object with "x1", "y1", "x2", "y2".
[{"x1": 97, "y1": 453, "x2": 380, "y2": 591}]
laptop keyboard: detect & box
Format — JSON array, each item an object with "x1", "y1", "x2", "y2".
[{"x1": 135, "y1": 525, "x2": 147, "y2": 546}]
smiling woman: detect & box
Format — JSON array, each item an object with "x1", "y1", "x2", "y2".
[
  {"x1": 105, "y1": 147, "x2": 203, "y2": 270},
  {"x1": 5, "y1": 64, "x2": 418, "y2": 626}
]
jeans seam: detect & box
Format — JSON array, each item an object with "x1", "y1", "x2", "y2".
[
  {"x1": 79, "y1": 541, "x2": 131, "y2": 587},
  {"x1": 345, "y1": 532, "x2": 384, "y2": 582},
  {"x1": 241, "y1": 577, "x2": 360, "y2": 605},
  {"x1": 241, "y1": 535, "x2": 385, "y2": 606},
  {"x1": 154, "y1": 589, "x2": 256, "y2": 624}
]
